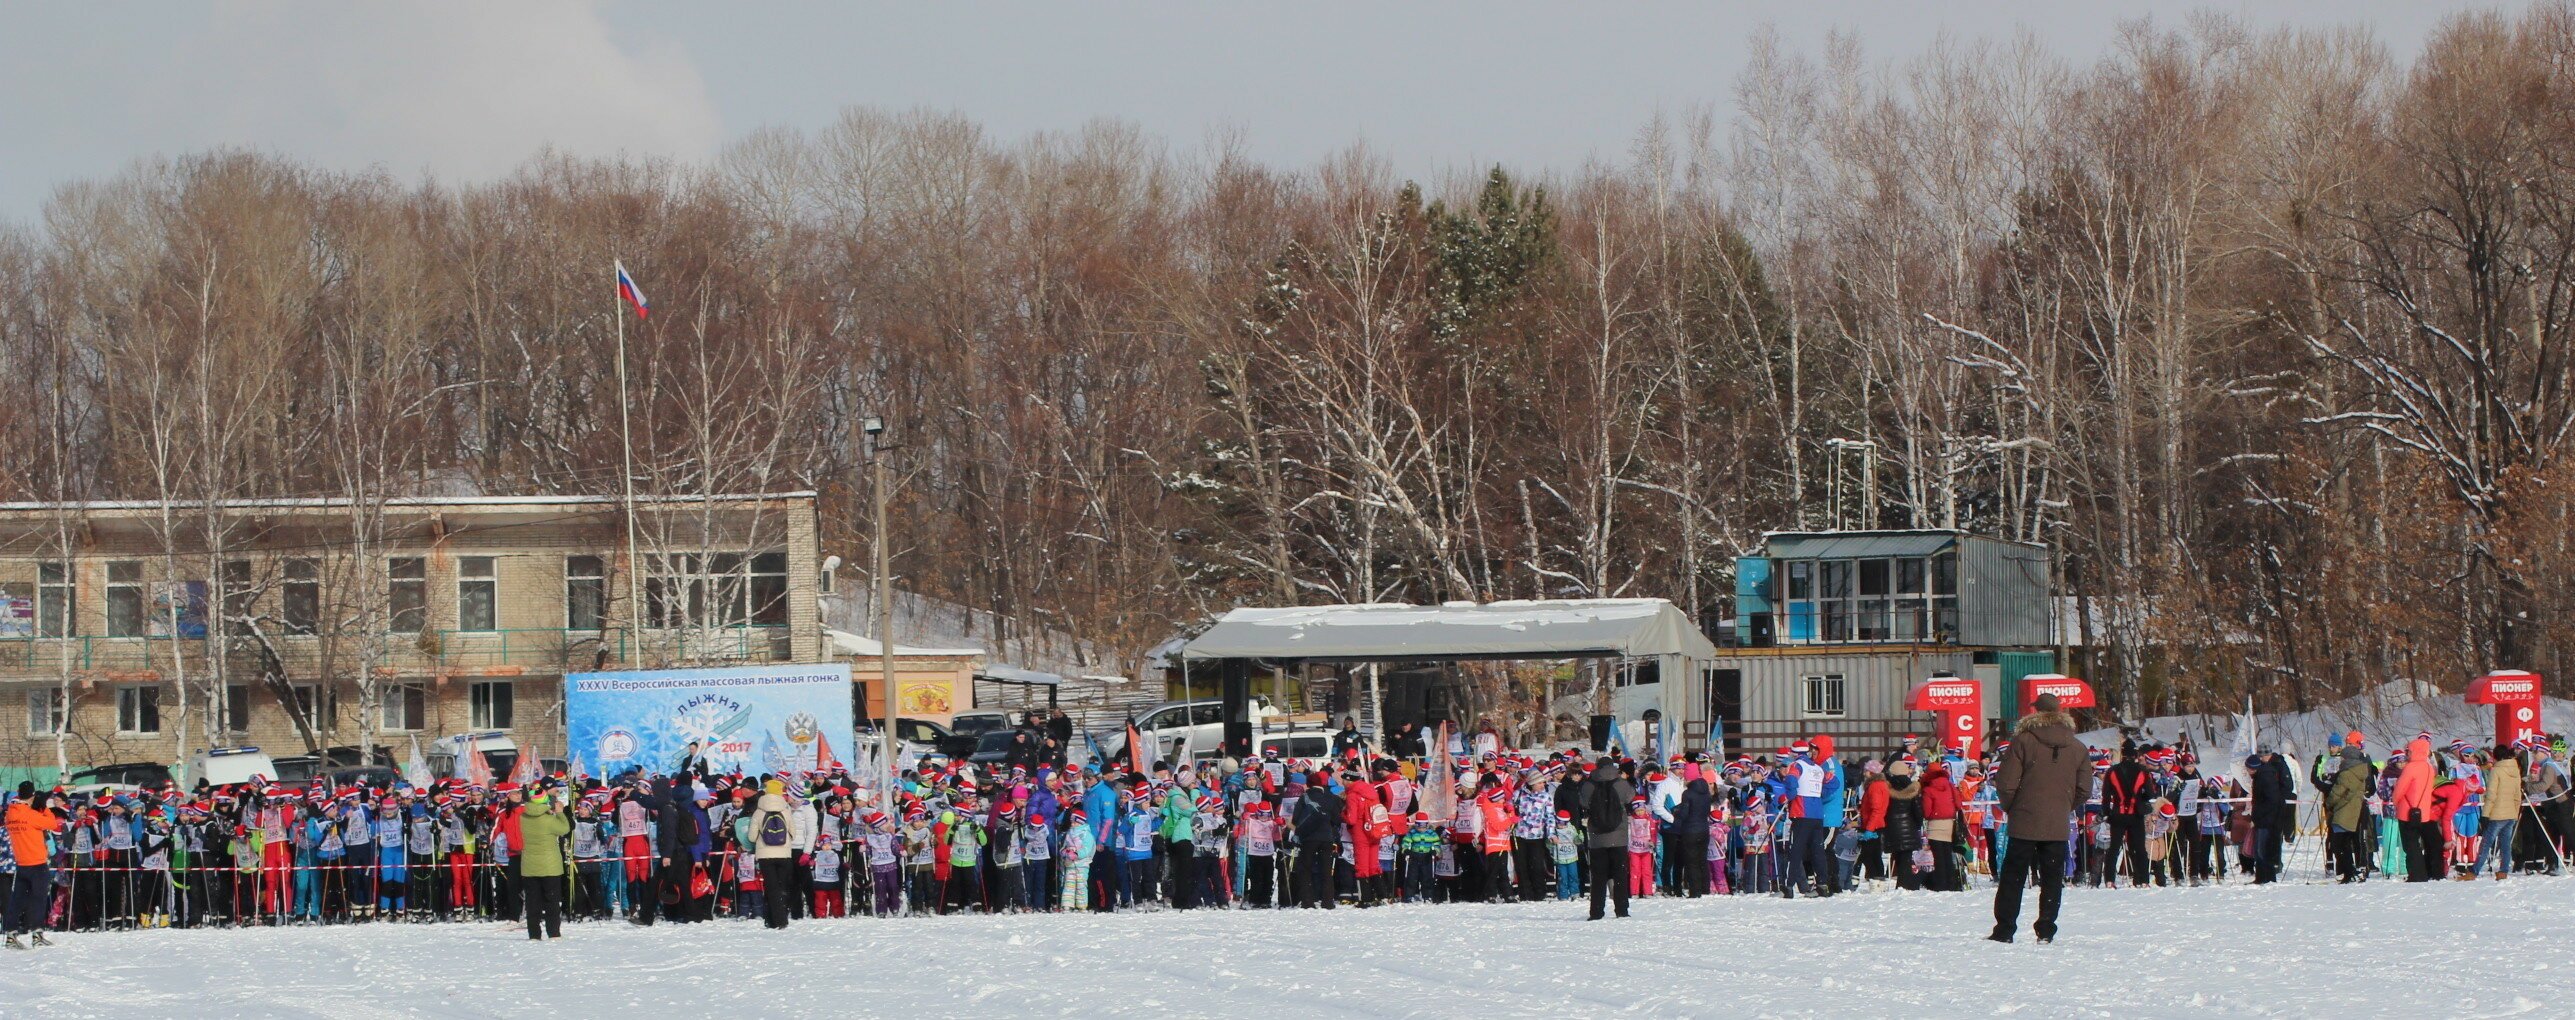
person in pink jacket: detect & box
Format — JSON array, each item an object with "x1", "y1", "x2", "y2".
[{"x1": 2391, "y1": 736, "x2": 2442, "y2": 882}]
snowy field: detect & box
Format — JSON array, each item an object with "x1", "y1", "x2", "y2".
[{"x1": 6, "y1": 879, "x2": 2571, "y2": 1019}]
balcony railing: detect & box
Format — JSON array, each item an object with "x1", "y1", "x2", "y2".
[{"x1": 0, "y1": 626, "x2": 793, "y2": 678}]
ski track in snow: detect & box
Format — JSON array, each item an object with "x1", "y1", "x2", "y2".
[{"x1": 5, "y1": 879, "x2": 2570, "y2": 1019}]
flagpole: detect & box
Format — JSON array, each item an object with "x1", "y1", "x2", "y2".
[{"x1": 615, "y1": 263, "x2": 645, "y2": 657}]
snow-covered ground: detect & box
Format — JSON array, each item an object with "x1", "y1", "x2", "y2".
[{"x1": 7, "y1": 878, "x2": 2572, "y2": 1019}]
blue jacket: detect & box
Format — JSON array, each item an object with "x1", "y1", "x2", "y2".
[
  {"x1": 686, "y1": 801, "x2": 715, "y2": 860},
  {"x1": 1083, "y1": 783, "x2": 1120, "y2": 841}
]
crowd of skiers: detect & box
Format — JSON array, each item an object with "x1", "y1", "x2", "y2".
[{"x1": 4, "y1": 712, "x2": 2571, "y2": 948}]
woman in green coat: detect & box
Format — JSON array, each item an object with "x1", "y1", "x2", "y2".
[
  {"x1": 2324, "y1": 751, "x2": 2370, "y2": 883},
  {"x1": 517, "y1": 791, "x2": 573, "y2": 940}
]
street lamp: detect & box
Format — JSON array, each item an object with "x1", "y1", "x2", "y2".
[{"x1": 864, "y1": 415, "x2": 895, "y2": 809}]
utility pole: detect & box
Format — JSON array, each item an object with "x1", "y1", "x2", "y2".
[
  {"x1": 865, "y1": 415, "x2": 895, "y2": 806},
  {"x1": 614, "y1": 262, "x2": 645, "y2": 652}
]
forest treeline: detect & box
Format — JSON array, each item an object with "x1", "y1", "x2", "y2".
[{"x1": 5, "y1": 6, "x2": 2575, "y2": 718}]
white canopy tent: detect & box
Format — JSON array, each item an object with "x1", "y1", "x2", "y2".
[{"x1": 1180, "y1": 599, "x2": 1715, "y2": 739}]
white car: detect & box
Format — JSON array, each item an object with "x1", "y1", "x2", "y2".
[{"x1": 1101, "y1": 697, "x2": 1282, "y2": 764}]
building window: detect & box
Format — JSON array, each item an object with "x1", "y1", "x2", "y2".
[
  {"x1": 1819, "y1": 561, "x2": 1852, "y2": 642},
  {"x1": 290, "y1": 683, "x2": 337, "y2": 729},
  {"x1": 37, "y1": 562, "x2": 73, "y2": 638},
  {"x1": 1894, "y1": 557, "x2": 1928, "y2": 641},
  {"x1": 709, "y1": 553, "x2": 748, "y2": 626},
  {"x1": 1800, "y1": 674, "x2": 1847, "y2": 718},
  {"x1": 565, "y1": 555, "x2": 606, "y2": 631},
  {"x1": 645, "y1": 554, "x2": 701, "y2": 628},
  {"x1": 1612, "y1": 660, "x2": 1661, "y2": 688},
  {"x1": 647, "y1": 551, "x2": 790, "y2": 628},
  {"x1": 380, "y1": 683, "x2": 426, "y2": 731},
  {"x1": 25, "y1": 687, "x2": 66, "y2": 736},
  {"x1": 116, "y1": 684, "x2": 161, "y2": 734},
  {"x1": 224, "y1": 684, "x2": 251, "y2": 733},
  {"x1": 1931, "y1": 551, "x2": 1959, "y2": 642},
  {"x1": 1784, "y1": 560, "x2": 1815, "y2": 642},
  {"x1": 106, "y1": 561, "x2": 146, "y2": 637},
  {"x1": 283, "y1": 559, "x2": 320, "y2": 635},
  {"x1": 749, "y1": 552, "x2": 788, "y2": 626},
  {"x1": 470, "y1": 680, "x2": 515, "y2": 729},
  {"x1": 222, "y1": 560, "x2": 256, "y2": 636},
  {"x1": 457, "y1": 556, "x2": 498, "y2": 632},
  {"x1": 1855, "y1": 558, "x2": 1891, "y2": 641},
  {"x1": 388, "y1": 557, "x2": 426, "y2": 633}
]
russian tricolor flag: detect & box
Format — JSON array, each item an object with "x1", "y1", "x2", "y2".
[{"x1": 615, "y1": 260, "x2": 649, "y2": 319}]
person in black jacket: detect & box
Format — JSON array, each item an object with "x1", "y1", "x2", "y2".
[
  {"x1": 2247, "y1": 750, "x2": 2295, "y2": 884},
  {"x1": 1883, "y1": 760, "x2": 1927, "y2": 889},
  {"x1": 1669, "y1": 773, "x2": 1712, "y2": 897},
  {"x1": 2102, "y1": 743, "x2": 2154, "y2": 887},
  {"x1": 1583, "y1": 757, "x2": 1637, "y2": 920},
  {"x1": 1047, "y1": 711, "x2": 1075, "y2": 766},
  {"x1": 1390, "y1": 722, "x2": 1427, "y2": 759},
  {"x1": 631, "y1": 774, "x2": 698, "y2": 925},
  {"x1": 1330, "y1": 719, "x2": 1366, "y2": 759},
  {"x1": 671, "y1": 742, "x2": 712, "y2": 780},
  {"x1": 1291, "y1": 769, "x2": 1345, "y2": 908},
  {"x1": 1005, "y1": 719, "x2": 1044, "y2": 772}
]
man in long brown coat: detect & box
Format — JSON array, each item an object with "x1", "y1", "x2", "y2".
[{"x1": 1990, "y1": 693, "x2": 2092, "y2": 943}]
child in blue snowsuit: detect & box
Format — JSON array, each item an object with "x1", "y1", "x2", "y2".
[
  {"x1": 375, "y1": 802, "x2": 408, "y2": 914},
  {"x1": 293, "y1": 810, "x2": 326, "y2": 920}
]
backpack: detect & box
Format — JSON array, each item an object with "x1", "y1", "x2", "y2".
[
  {"x1": 1586, "y1": 779, "x2": 1625, "y2": 835},
  {"x1": 757, "y1": 809, "x2": 791, "y2": 848}
]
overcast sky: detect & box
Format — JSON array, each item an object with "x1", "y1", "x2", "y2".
[{"x1": 0, "y1": 0, "x2": 2511, "y2": 223}]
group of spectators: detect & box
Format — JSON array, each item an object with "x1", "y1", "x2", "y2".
[{"x1": 4, "y1": 700, "x2": 2567, "y2": 950}]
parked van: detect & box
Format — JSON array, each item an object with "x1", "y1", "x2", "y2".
[
  {"x1": 1247, "y1": 730, "x2": 1330, "y2": 761},
  {"x1": 426, "y1": 732, "x2": 521, "y2": 780},
  {"x1": 187, "y1": 746, "x2": 280, "y2": 787}
]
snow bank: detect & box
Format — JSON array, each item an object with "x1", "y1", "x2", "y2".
[
  {"x1": 2081, "y1": 679, "x2": 2575, "y2": 772},
  {"x1": 9, "y1": 879, "x2": 2573, "y2": 1018}
]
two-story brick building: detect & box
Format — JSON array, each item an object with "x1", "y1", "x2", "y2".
[{"x1": 0, "y1": 492, "x2": 823, "y2": 779}]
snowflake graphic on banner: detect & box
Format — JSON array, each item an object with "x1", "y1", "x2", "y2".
[{"x1": 662, "y1": 694, "x2": 751, "y2": 767}]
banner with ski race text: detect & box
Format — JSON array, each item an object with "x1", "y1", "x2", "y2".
[{"x1": 565, "y1": 663, "x2": 854, "y2": 778}]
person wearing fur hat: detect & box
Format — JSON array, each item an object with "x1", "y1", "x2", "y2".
[
  {"x1": 1882, "y1": 759, "x2": 1927, "y2": 891},
  {"x1": 1990, "y1": 693, "x2": 2089, "y2": 944}
]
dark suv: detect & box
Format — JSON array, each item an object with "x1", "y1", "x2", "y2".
[{"x1": 70, "y1": 762, "x2": 174, "y2": 789}]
